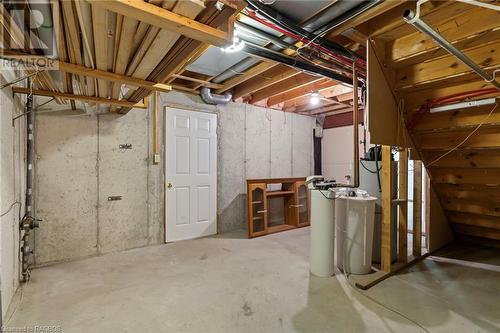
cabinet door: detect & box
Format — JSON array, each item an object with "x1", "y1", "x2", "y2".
[
  {"x1": 247, "y1": 183, "x2": 268, "y2": 238},
  {"x1": 295, "y1": 181, "x2": 309, "y2": 227}
]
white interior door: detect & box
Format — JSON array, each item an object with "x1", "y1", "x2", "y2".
[{"x1": 165, "y1": 108, "x2": 217, "y2": 242}]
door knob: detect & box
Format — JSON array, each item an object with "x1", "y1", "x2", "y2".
[{"x1": 167, "y1": 182, "x2": 173, "y2": 189}]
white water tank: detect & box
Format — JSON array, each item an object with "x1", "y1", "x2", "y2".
[
  {"x1": 336, "y1": 190, "x2": 377, "y2": 275},
  {"x1": 309, "y1": 189, "x2": 335, "y2": 277}
]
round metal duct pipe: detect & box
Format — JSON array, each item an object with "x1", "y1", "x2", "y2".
[{"x1": 200, "y1": 87, "x2": 232, "y2": 105}]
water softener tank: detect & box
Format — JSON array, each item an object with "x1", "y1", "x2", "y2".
[
  {"x1": 309, "y1": 188, "x2": 335, "y2": 277},
  {"x1": 336, "y1": 190, "x2": 377, "y2": 275}
]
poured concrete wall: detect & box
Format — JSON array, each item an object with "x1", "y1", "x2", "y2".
[
  {"x1": 0, "y1": 78, "x2": 26, "y2": 317},
  {"x1": 33, "y1": 91, "x2": 314, "y2": 264},
  {"x1": 34, "y1": 105, "x2": 164, "y2": 265},
  {"x1": 160, "y1": 93, "x2": 314, "y2": 233}
]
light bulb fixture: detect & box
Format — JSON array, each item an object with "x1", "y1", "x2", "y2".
[
  {"x1": 310, "y1": 91, "x2": 321, "y2": 105},
  {"x1": 221, "y1": 36, "x2": 245, "y2": 53}
]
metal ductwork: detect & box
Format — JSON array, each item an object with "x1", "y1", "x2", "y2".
[{"x1": 200, "y1": 87, "x2": 232, "y2": 105}]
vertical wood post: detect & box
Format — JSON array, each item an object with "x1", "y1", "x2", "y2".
[
  {"x1": 398, "y1": 149, "x2": 408, "y2": 263},
  {"x1": 152, "y1": 92, "x2": 160, "y2": 164},
  {"x1": 381, "y1": 146, "x2": 393, "y2": 272},
  {"x1": 413, "y1": 160, "x2": 423, "y2": 257}
]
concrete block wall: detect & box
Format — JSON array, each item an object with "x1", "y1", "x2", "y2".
[
  {"x1": 32, "y1": 91, "x2": 314, "y2": 265},
  {"x1": 0, "y1": 78, "x2": 26, "y2": 318}
]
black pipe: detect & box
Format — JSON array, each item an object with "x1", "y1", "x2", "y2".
[
  {"x1": 246, "y1": 0, "x2": 360, "y2": 60},
  {"x1": 243, "y1": 42, "x2": 361, "y2": 86},
  {"x1": 313, "y1": 0, "x2": 381, "y2": 37}
]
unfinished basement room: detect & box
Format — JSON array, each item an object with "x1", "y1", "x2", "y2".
[{"x1": 1, "y1": 0, "x2": 500, "y2": 332}]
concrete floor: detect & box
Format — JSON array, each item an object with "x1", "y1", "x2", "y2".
[{"x1": 5, "y1": 227, "x2": 500, "y2": 333}]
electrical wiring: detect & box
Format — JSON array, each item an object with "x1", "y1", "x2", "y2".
[
  {"x1": 407, "y1": 88, "x2": 499, "y2": 130},
  {"x1": 243, "y1": 9, "x2": 365, "y2": 76},
  {"x1": 426, "y1": 102, "x2": 498, "y2": 167},
  {"x1": 0, "y1": 201, "x2": 22, "y2": 218}
]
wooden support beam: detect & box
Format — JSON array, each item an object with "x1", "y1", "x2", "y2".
[
  {"x1": 413, "y1": 160, "x2": 423, "y2": 257},
  {"x1": 398, "y1": 149, "x2": 408, "y2": 263},
  {"x1": 12, "y1": 87, "x2": 147, "y2": 109},
  {"x1": 88, "y1": 0, "x2": 229, "y2": 47},
  {"x1": 2, "y1": 53, "x2": 173, "y2": 93},
  {"x1": 57, "y1": 61, "x2": 172, "y2": 93},
  {"x1": 381, "y1": 145, "x2": 393, "y2": 272}
]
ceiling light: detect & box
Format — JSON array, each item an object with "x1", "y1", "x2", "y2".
[
  {"x1": 310, "y1": 91, "x2": 321, "y2": 105},
  {"x1": 221, "y1": 36, "x2": 245, "y2": 53}
]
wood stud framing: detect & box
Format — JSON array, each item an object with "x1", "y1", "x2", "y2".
[
  {"x1": 398, "y1": 149, "x2": 408, "y2": 263},
  {"x1": 413, "y1": 160, "x2": 423, "y2": 257},
  {"x1": 381, "y1": 145, "x2": 393, "y2": 272}
]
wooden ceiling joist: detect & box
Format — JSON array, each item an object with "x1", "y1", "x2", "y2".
[
  {"x1": 233, "y1": 65, "x2": 299, "y2": 100},
  {"x1": 12, "y1": 87, "x2": 148, "y2": 109},
  {"x1": 250, "y1": 73, "x2": 322, "y2": 104},
  {"x1": 283, "y1": 84, "x2": 352, "y2": 111},
  {"x1": 88, "y1": 0, "x2": 230, "y2": 47},
  {"x1": 215, "y1": 62, "x2": 275, "y2": 94},
  {"x1": 266, "y1": 79, "x2": 337, "y2": 107},
  {"x1": 118, "y1": 3, "x2": 237, "y2": 114}
]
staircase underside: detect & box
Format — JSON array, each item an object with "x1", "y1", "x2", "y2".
[{"x1": 355, "y1": 1, "x2": 500, "y2": 246}]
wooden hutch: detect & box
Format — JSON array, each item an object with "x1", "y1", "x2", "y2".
[{"x1": 246, "y1": 178, "x2": 310, "y2": 238}]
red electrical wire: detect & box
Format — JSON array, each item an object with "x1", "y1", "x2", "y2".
[
  {"x1": 407, "y1": 88, "x2": 499, "y2": 129},
  {"x1": 244, "y1": 9, "x2": 366, "y2": 74}
]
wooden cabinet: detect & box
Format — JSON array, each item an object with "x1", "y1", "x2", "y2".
[
  {"x1": 247, "y1": 183, "x2": 268, "y2": 237},
  {"x1": 247, "y1": 178, "x2": 310, "y2": 238}
]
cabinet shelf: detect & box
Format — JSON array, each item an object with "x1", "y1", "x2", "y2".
[{"x1": 266, "y1": 190, "x2": 295, "y2": 197}]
